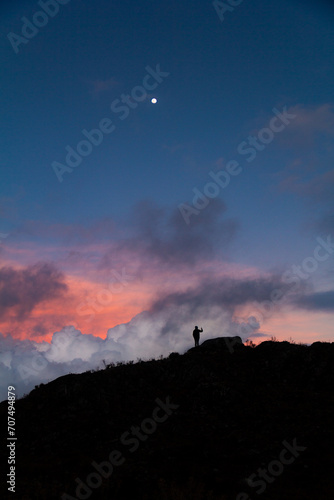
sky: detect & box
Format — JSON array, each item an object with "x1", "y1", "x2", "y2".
[{"x1": 0, "y1": 0, "x2": 333, "y2": 400}]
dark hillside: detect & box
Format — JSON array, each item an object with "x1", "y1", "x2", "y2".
[{"x1": 1, "y1": 338, "x2": 334, "y2": 499}]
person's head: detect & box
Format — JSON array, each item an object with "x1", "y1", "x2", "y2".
[{"x1": 195, "y1": 326, "x2": 198, "y2": 329}]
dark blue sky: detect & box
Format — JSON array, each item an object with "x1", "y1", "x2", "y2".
[{"x1": 0, "y1": 0, "x2": 333, "y2": 353}]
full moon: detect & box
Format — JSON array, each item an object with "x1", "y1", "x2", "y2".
[{"x1": 151, "y1": 98, "x2": 158, "y2": 104}]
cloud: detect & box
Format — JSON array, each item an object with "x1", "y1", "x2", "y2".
[
  {"x1": 0, "y1": 262, "x2": 68, "y2": 320},
  {"x1": 247, "y1": 332, "x2": 270, "y2": 339},
  {"x1": 0, "y1": 197, "x2": 245, "y2": 343},
  {"x1": 0, "y1": 297, "x2": 244, "y2": 402},
  {"x1": 7, "y1": 199, "x2": 238, "y2": 275},
  {"x1": 149, "y1": 275, "x2": 291, "y2": 316},
  {"x1": 0, "y1": 268, "x2": 327, "y2": 402},
  {"x1": 294, "y1": 290, "x2": 334, "y2": 312},
  {"x1": 100, "y1": 199, "x2": 239, "y2": 270},
  {"x1": 6, "y1": 199, "x2": 238, "y2": 278},
  {"x1": 3, "y1": 198, "x2": 327, "y2": 347}
]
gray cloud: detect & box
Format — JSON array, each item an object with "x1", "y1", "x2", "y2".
[
  {"x1": 150, "y1": 275, "x2": 292, "y2": 316},
  {"x1": 100, "y1": 199, "x2": 239, "y2": 270},
  {"x1": 294, "y1": 290, "x2": 334, "y2": 312},
  {"x1": 0, "y1": 262, "x2": 68, "y2": 319}
]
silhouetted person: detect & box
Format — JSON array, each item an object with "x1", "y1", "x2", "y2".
[{"x1": 193, "y1": 326, "x2": 203, "y2": 347}]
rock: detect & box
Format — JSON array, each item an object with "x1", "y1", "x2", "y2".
[{"x1": 199, "y1": 336, "x2": 244, "y2": 351}]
